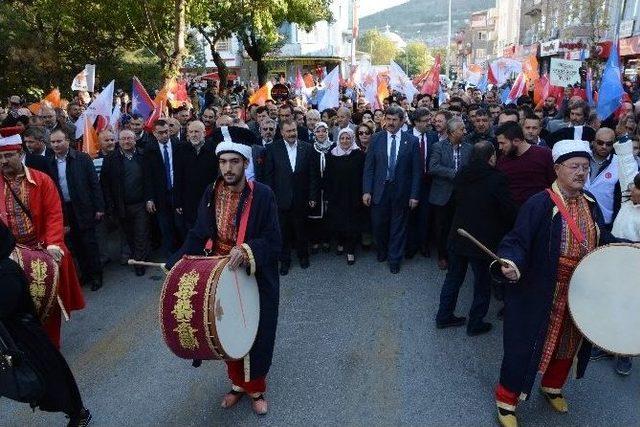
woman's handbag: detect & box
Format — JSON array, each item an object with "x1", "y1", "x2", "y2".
[{"x1": 0, "y1": 319, "x2": 45, "y2": 404}]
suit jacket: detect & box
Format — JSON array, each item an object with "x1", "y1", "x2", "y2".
[
  {"x1": 263, "y1": 140, "x2": 319, "y2": 211},
  {"x1": 428, "y1": 139, "x2": 473, "y2": 206},
  {"x1": 24, "y1": 153, "x2": 53, "y2": 178},
  {"x1": 100, "y1": 148, "x2": 145, "y2": 218},
  {"x1": 274, "y1": 125, "x2": 310, "y2": 143},
  {"x1": 49, "y1": 149, "x2": 105, "y2": 229},
  {"x1": 252, "y1": 145, "x2": 267, "y2": 183},
  {"x1": 143, "y1": 140, "x2": 181, "y2": 212},
  {"x1": 362, "y1": 130, "x2": 421, "y2": 205}
]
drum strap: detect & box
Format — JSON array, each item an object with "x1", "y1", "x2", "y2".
[{"x1": 546, "y1": 189, "x2": 585, "y2": 244}]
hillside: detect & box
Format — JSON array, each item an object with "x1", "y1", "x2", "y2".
[{"x1": 359, "y1": 0, "x2": 494, "y2": 46}]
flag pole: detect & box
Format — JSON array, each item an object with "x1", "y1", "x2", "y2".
[{"x1": 446, "y1": 0, "x2": 452, "y2": 79}]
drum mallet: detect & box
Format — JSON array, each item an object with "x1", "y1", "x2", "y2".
[
  {"x1": 127, "y1": 260, "x2": 167, "y2": 268},
  {"x1": 456, "y1": 228, "x2": 509, "y2": 268}
]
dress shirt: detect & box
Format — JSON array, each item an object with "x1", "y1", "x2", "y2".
[
  {"x1": 452, "y1": 143, "x2": 461, "y2": 172},
  {"x1": 158, "y1": 141, "x2": 174, "y2": 188},
  {"x1": 55, "y1": 153, "x2": 71, "y2": 202},
  {"x1": 285, "y1": 140, "x2": 298, "y2": 171},
  {"x1": 245, "y1": 155, "x2": 256, "y2": 181},
  {"x1": 387, "y1": 131, "x2": 401, "y2": 163}
]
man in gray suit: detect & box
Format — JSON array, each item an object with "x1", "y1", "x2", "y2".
[
  {"x1": 363, "y1": 106, "x2": 421, "y2": 274},
  {"x1": 428, "y1": 117, "x2": 473, "y2": 270}
]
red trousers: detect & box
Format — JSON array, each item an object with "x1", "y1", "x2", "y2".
[
  {"x1": 496, "y1": 357, "x2": 573, "y2": 409},
  {"x1": 225, "y1": 360, "x2": 266, "y2": 394},
  {"x1": 42, "y1": 304, "x2": 62, "y2": 349}
]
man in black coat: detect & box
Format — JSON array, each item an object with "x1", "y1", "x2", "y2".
[
  {"x1": 143, "y1": 119, "x2": 182, "y2": 258},
  {"x1": 435, "y1": 141, "x2": 517, "y2": 334},
  {"x1": 174, "y1": 120, "x2": 219, "y2": 234},
  {"x1": 19, "y1": 126, "x2": 54, "y2": 177},
  {"x1": 274, "y1": 104, "x2": 309, "y2": 143},
  {"x1": 49, "y1": 129, "x2": 105, "y2": 291},
  {"x1": 100, "y1": 129, "x2": 150, "y2": 276},
  {"x1": 264, "y1": 119, "x2": 319, "y2": 275}
]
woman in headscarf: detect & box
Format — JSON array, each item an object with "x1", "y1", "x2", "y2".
[
  {"x1": 308, "y1": 122, "x2": 335, "y2": 253},
  {"x1": 0, "y1": 222, "x2": 91, "y2": 426},
  {"x1": 324, "y1": 128, "x2": 365, "y2": 264}
]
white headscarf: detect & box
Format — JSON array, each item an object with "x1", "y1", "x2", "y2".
[{"x1": 331, "y1": 128, "x2": 359, "y2": 156}]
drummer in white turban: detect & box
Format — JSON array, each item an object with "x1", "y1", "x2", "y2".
[
  {"x1": 166, "y1": 137, "x2": 282, "y2": 415},
  {"x1": 492, "y1": 140, "x2": 620, "y2": 427}
]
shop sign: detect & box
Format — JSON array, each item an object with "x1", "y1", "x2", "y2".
[
  {"x1": 540, "y1": 39, "x2": 561, "y2": 56},
  {"x1": 620, "y1": 35, "x2": 640, "y2": 57}
]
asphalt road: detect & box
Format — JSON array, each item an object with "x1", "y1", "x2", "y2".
[{"x1": 3, "y1": 249, "x2": 639, "y2": 426}]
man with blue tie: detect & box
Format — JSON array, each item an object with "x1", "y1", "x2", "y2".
[
  {"x1": 144, "y1": 119, "x2": 182, "y2": 258},
  {"x1": 363, "y1": 106, "x2": 421, "y2": 274}
]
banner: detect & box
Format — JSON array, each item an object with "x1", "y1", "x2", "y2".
[
  {"x1": 71, "y1": 64, "x2": 96, "y2": 92},
  {"x1": 549, "y1": 58, "x2": 581, "y2": 87},
  {"x1": 488, "y1": 58, "x2": 522, "y2": 86},
  {"x1": 74, "y1": 80, "x2": 114, "y2": 138},
  {"x1": 318, "y1": 66, "x2": 340, "y2": 111},
  {"x1": 389, "y1": 60, "x2": 418, "y2": 101}
]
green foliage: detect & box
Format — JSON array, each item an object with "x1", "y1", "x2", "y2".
[
  {"x1": 394, "y1": 41, "x2": 433, "y2": 77},
  {"x1": 357, "y1": 30, "x2": 398, "y2": 66}
]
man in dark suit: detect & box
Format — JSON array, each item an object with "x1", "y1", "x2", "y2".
[
  {"x1": 547, "y1": 101, "x2": 595, "y2": 148},
  {"x1": 406, "y1": 107, "x2": 438, "y2": 258},
  {"x1": 275, "y1": 104, "x2": 309, "y2": 143},
  {"x1": 21, "y1": 126, "x2": 54, "y2": 176},
  {"x1": 174, "y1": 120, "x2": 219, "y2": 234},
  {"x1": 143, "y1": 119, "x2": 182, "y2": 258},
  {"x1": 362, "y1": 106, "x2": 421, "y2": 274},
  {"x1": 100, "y1": 129, "x2": 150, "y2": 276},
  {"x1": 264, "y1": 119, "x2": 319, "y2": 275},
  {"x1": 428, "y1": 117, "x2": 473, "y2": 270},
  {"x1": 49, "y1": 129, "x2": 105, "y2": 291}
]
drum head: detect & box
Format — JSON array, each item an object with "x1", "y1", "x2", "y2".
[
  {"x1": 569, "y1": 245, "x2": 640, "y2": 356},
  {"x1": 212, "y1": 265, "x2": 260, "y2": 360}
]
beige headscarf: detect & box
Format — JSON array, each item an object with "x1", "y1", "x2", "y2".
[{"x1": 331, "y1": 128, "x2": 359, "y2": 156}]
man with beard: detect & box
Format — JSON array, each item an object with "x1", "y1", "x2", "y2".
[
  {"x1": 201, "y1": 107, "x2": 217, "y2": 138},
  {"x1": 542, "y1": 95, "x2": 558, "y2": 119},
  {"x1": 548, "y1": 101, "x2": 596, "y2": 147},
  {"x1": 496, "y1": 122, "x2": 555, "y2": 208},
  {"x1": 166, "y1": 137, "x2": 281, "y2": 416},
  {"x1": 522, "y1": 114, "x2": 547, "y2": 147},
  {"x1": 433, "y1": 110, "x2": 452, "y2": 141},
  {"x1": 174, "y1": 120, "x2": 219, "y2": 233}
]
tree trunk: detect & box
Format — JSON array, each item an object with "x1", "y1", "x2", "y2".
[
  {"x1": 211, "y1": 49, "x2": 229, "y2": 92},
  {"x1": 257, "y1": 58, "x2": 269, "y2": 86},
  {"x1": 162, "y1": 0, "x2": 188, "y2": 82}
]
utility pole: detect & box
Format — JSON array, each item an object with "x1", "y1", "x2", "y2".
[{"x1": 446, "y1": 0, "x2": 452, "y2": 79}]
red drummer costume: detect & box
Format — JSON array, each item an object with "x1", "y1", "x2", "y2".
[
  {"x1": 0, "y1": 134, "x2": 85, "y2": 348},
  {"x1": 491, "y1": 140, "x2": 620, "y2": 427},
  {"x1": 166, "y1": 137, "x2": 281, "y2": 415}
]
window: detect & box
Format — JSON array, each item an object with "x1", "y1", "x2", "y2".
[
  {"x1": 477, "y1": 31, "x2": 487, "y2": 41},
  {"x1": 215, "y1": 38, "x2": 231, "y2": 52},
  {"x1": 475, "y1": 48, "x2": 487, "y2": 61}
]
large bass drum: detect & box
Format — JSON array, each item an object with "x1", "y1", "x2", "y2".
[
  {"x1": 10, "y1": 244, "x2": 59, "y2": 322},
  {"x1": 159, "y1": 256, "x2": 260, "y2": 360},
  {"x1": 568, "y1": 244, "x2": 640, "y2": 356}
]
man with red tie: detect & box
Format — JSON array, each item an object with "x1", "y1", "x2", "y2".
[{"x1": 406, "y1": 107, "x2": 438, "y2": 258}]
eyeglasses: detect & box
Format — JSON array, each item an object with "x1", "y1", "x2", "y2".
[
  {"x1": 595, "y1": 139, "x2": 614, "y2": 147},
  {"x1": 560, "y1": 163, "x2": 590, "y2": 173}
]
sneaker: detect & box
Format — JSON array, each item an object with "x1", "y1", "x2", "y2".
[
  {"x1": 615, "y1": 356, "x2": 632, "y2": 376},
  {"x1": 590, "y1": 347, "x2": 613, "y2": 361}
]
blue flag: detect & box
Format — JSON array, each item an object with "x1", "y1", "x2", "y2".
[
  {"x1": 585, "y1": 68, "x2": 595, "y2": 107},
  {"x1": 477, "y1": 73, "x2": 488, "y2": 93},
  {"x1": 501, "y1": 85, "x2": 512, "y2": 104},
  {"x1": 596, "y1": 42, "x2": 625, "y2": 120}
]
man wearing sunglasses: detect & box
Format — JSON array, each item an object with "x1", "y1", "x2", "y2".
[{"x1": 584, "y1": 127, "x2": 621, "y2": 230}]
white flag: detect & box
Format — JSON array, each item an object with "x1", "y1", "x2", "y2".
[
  {"x1": 75, "y1": 80, "x2": 114, "y2": 138},
  {"x1": 358, "y1": 64, "x2": 379, "y2": 109},
  {"x1": 71, "y1": 64, "x2": 96, "y2": 92},
  {"x1": 388, "y1": 60, "x2": 418, "y2": 102},
  {"x1": 317, "y1": 66, "x2": 340, "y2": 112},
  {"x1": 109, "y1": 103, "x2": 122, "y2": 130}
]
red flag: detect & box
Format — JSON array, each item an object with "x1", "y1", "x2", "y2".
[
  {"x1": 506, "y1": 72, "x2": 527, "y2": 104},
  {"x1": 421, "y1": 55, "x2": 441, "y2": 96},
  {"x1": 533, "y1": 74, "x2": 550, "y2": 107}
]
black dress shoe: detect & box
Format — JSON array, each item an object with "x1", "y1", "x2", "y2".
[
  {"x1": 90, "y1": 275, "x2": 103, "y2": 291},
  {"x1": 134, "y1": 266, "x2": 146, "y2": 277},
  {"x1": 299, "y1": 258, "x2": 310, "y2": 269},
  {"x1": 279, "y1": 262, "x2": 290, "y2": 276},
  {"x1": 436, "y1": 315, "x2": 467, "y2": 329},
  {"x1": 67, "y1": 408, "x2": 92, "y2": 427},
  {"x1": 467, "y1": 321, "x2": 493, "y2": 336},
  {"x1": 497, "y1": 306, "x2": 505, "y2": 320},
  {"x1": 389, "y1": 263, "x2": 400, "y2": 274}
]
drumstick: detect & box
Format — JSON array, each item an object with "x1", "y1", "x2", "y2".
[
  {"x1": 456, "y1": 228, "x2": 509, "y2": 268},
  {"x1": 57, "y1": 296, "x2": 70, "y2": 322},
  {"x1": 127, "y1": 260, "x2": 167, "y2": 268}
]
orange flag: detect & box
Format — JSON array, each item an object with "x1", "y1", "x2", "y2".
[
  {"x1": 522, "y1": 55, "x2": 540, "y2": 81},
  {"x1": 303, "y1": 73, "x2": 315, "y2": 88},
  {"x1": 82, "y1": 115, "x2": 99, "y2": 158},
  {"x1": 376, "y1": 75, "x2": 389, "y2": 108},
  {"x1": 43, "y1": 88, "x2": 62, "y2": 108},
  {"x1": 249, "y1": 82, "x2": 273, "y2": 106}
]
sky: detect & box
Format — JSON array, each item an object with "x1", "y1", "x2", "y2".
[{"x1": 358, "y1": 0, "x2": 410, "y2": 18}]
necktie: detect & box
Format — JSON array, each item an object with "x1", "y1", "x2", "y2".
[
  {"x1": 388, "y1": 134, "x2": 397, "y2": 180},
  {"x1": 420, "y1": 133, "x2": 426, "y2": 173},
  {"x1": 162, "y1": 143, "x2": 172, "y2": 190}
]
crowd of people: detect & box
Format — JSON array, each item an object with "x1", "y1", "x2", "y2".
[{"x1": 1, "y1": 73, "x2": 640, "y2": 425}]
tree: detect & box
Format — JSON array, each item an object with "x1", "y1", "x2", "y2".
[
  {"x1": 357, "y1": 30, "x2": 398, "y2": 66},
  {"x1": 395, "y1": 41, "x2": 432, "y2": 77},
  {"x1": 238, "y1": 0, "x2": 332, "y2": 85}
]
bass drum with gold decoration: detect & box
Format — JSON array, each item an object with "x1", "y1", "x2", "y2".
[{"x1": 159, "y1": 255, "x2": 260, "y2": 361}]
